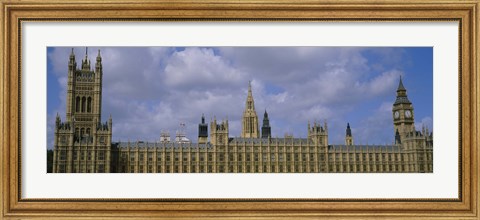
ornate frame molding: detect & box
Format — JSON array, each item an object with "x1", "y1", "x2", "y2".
[{"x1": 1, "y1": 0, "x2": 478, "y2": 219}]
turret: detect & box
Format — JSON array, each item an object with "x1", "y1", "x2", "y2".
[
  {"x1": 95, "y1": 49, "x2": 102, "y2": 74},
  {"x1": 198, "y1": 114, "x2": 208, "y2": 144},
  {"x1": 68, "y1": 48, "x2": 77, "y2": 72},
  {"x1": 55, "y1": 113, "x2": 61, "y2": 129},
  {"x1": 261, "y1": 110, "x2": 271, "y2": 138},
  {"x1": 66, "y1": 48, "x2": 77, "y2": 122},
  {"x1": 345, "y1": 123, "x2": 353, "y2": 145},
  {"x1": 308, "y1": 120, "x2": 328, "y2": 146},
  {"x1": 210, "y1": 117, "x2": 229, "y2": 146},
  {"x1": 108, "y1": 114, "x2": 112, "y2": 130}
]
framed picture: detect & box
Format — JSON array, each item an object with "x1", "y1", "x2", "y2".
[{"x1": 1, "y1": 0, "x2": 478, "y2": 219}]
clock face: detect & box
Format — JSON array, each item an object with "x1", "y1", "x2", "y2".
[
  {"x1": 405, "y1": 110, "x2": 412, "y2": 118},
  {"x1": 394, "y1": 111, "x2": 400, "y2": 119}
]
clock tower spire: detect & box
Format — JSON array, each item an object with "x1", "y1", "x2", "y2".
[{"x1": 392, "y1": 76, "x2": 415, "y2": 142}]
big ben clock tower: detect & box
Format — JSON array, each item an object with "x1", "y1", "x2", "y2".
[{"x1": 392, "y1": 77, "x2": 415, "y2": 142}]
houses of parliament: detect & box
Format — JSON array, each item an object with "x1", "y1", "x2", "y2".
[{"x1": 52, "y1": 49, "x2": 433, "y2": 173}]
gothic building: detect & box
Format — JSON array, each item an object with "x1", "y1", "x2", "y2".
[{"x1": 52, "y1": 49, "x2": 433, "y2": 173}]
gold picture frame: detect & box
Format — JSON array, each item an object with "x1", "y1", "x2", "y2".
[{"x1": 1, "y1": 0, "x2": 478, "y2": 219}]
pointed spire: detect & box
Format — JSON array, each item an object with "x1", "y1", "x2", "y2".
[
  {"x1": 85, "y1": 47, "x2": 88, "y2": 58},
  {"x1": 397, "y1": 75, "x2": 406, "y2": 92},
  {"x1": 262, "y1": 109, "x2": 270, "y2": 128},
  {"x1": 346, "y1": 123, "x2": 352, "y2": 137},
  {"x1": 345, "y1": 123, "x2": 353, "y2": 146},
  {"x1": 394, "y1": 75, "x2": 411, "y2": 104},
  {"x1": 245, "y1": 80, "x2": 255, "y2": 110},
  {"x1": 247, "y1": 81, "x2": 253, "y2": 100},
  {"x1": 96, "y1": 49, "x2": 102, "y2": 62}
]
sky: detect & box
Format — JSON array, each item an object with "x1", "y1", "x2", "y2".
[{"x1": 47, "y1": 47, "x2": 433, "y2": 149}]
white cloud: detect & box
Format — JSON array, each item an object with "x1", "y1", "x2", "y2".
[
  {"x1": 353, "y1": 102, "x2": 395, "y2": 145},
  {"x1": 415, "y1": 117, "x2": 433, "y2": 132},
  {"x1": 164, "y1": 48, "x2": 246, "y2": 89}
]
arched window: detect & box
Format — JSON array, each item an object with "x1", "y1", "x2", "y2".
[
  {"x1": 80, "y1": 128, "x2": 85, "y2": 137},
  {"x1": 86, "y1": 128, "x2": 90, "y2": 136},
  {"x1": 81, "y1": 97, "x2": 86, "y2": 112},
  {"x1": 87, "y1": 97, "x2": 92, "y2": 112},
  {"x1": 75, "y1": 96, "x2": 80, "y2": 112}
]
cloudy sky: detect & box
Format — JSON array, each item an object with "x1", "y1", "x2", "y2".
[{"x1": 47, "y1": 47, "x2": 432, "y2": 149}]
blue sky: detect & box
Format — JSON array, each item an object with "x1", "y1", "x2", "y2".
[{"x1": 47, "y1": 47, "x2": 432, "y2": 148}]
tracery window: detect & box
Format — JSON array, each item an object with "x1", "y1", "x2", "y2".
[
  {"x1": 87, "y1": 97, "x2": 92, "y2": 112},
  {"x1": 75, "y1": 96, "x2": 80, "y2": 112},
  {"x1": 81, "y1": 97, "x2": 86, "y2": 112}
]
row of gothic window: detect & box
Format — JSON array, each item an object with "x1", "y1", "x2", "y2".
[
  {"x1": 76, "y1": 127, "x2": 91, "y2": 137},
  {"x1": 75, "y1": 96, "x2": 92, "y2": 113}
]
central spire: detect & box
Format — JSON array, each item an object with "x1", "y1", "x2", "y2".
[
  {"x1": 241, "y1": 81, "x2": 259, "y2": 138},
  {"x1": 245, "y1": 80, "x2": 255, "y2": 110}
]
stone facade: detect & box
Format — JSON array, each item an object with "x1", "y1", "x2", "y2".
[{"x1": 53, "y1": 49, "x2": 433, "y2": 173}]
